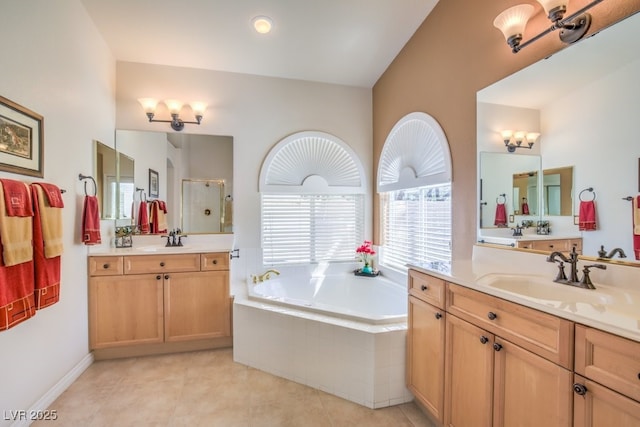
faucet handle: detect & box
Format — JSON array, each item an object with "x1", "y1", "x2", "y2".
[
  {"x1": 580, "y1": 264, "x2": 606, "y2": 289},
  {"x1": 554, "y1": 261, "x2": 568, "y2": 282}
]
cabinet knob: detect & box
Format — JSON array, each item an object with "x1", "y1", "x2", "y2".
[
  {"x1": 421, "y1": 285, "x2": 428, "y2": 291},
  {"x1": 103, "y1": 264, "x2": 109, "y2": 269},
  {"x1": 573, "y1": 383, "x2": 588, "y2": 396},
  {"x1": 493, "y1": 343, "x2": 502, "y2": 351},
  {"x1": 164, "y1": 274, "x2": 169, "y2": 280},
  {"x1": 213, "y1": 259, "x2": 218, "y2": 265},
  {"x1": 160, "y1": 262, "x2": 165, "y2": 267},
  {"x1": 480, "y1": 336, "x2": 489, "y2": 344},
  {"x1": 156, "y1": 275, "x2": 161, "y2": 280},
  {"x1": 549, "y1": 244, "x2": 554, "y2": 248},
  {"x1": 487, "y1": 311, "x2": 497, "y2": 320},
  {"x1": 435, "y1": 312, "x2": 442, "y2": 320}
]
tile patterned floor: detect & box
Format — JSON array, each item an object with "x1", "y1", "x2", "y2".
[{"x1": 35, "y1": 348, "x2": 436, "y2": 427}]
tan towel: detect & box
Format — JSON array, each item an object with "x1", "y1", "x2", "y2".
[
  {"x1": 32, "y1": 184, "x2": 64, "y2": 258},
  {"x1": 634, "y1": 196, "x2": 640, "y2": 235},
  {"x1": 0, "y1": 182, "x2": 33, "y2": 266}
]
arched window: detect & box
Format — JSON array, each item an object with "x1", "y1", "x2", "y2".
[
  {"x1": 260, "y1": 131, "x2": 366, "y2": 265},
  {"x1": 377, "y1": 112, "x2": 452, "y2": 270}
]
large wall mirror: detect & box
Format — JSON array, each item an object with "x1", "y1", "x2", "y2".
[
  {"x1": 477, "y1": 11, "x2": 640, "y2": 262},
  {"x1": 113, "y1": 130, "x2": 233, "y2": 234}
]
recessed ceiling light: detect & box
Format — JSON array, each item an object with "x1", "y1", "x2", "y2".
[{"x1": 252, "y1": 16, "x2": 273, "y2": 34}]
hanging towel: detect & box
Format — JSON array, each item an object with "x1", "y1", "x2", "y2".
[
  {"x1": 31, "y1": 184, "x2": 63, "y2": 258},
  {"x1": 31, "y1": 184, "x2": 61, "y2": 309},
  {"x1": 0, "y1": 180, "x2": 33, "y2": 266},
  {"x1": 634, "y1": 196, "x2": 640, "y2": 260},
  {"x1": 148, "y1": 200, "x2": 168, "y2": 234},
  {"x1": 0, "y1": 237, "x2": 35, "y2": 331},
  {"x1": 578, "y1": 200, "x2": 597, "y2": 231},
  {"x1": 137, "y1": 200, "x2": 150, "y2": 234},
  {"x1": 82, "y1": 196, "x2": 102, "y2": 245},
  {"x1": 522, "y1": 199, "x2": 530, "y2": 215},
  {"x1": 224, "y1": 197, "x2": 233, "y2": 232},
  {"x1": 131, "y1": 199, "x2": 140, "y2": 227},
  {"x1": 494, "y1": 203, "x2": 507, "y2": 227}
]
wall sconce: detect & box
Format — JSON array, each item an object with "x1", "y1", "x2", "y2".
[
  {"x1": 493, "y1": 0, "x2": 604, "y2": 53},
  {"x1": 138, "y1": 98, "x2": 206, "y2": 131},
  {"x1": 501, "y1": 130, "x2": 540, "y2": 152}
]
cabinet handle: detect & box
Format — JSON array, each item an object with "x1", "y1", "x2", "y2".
[
  {"x1": 160, "y1": 262, "x2": 165, "y2": 267},
  {"x1": 421, "y1": 285, "x2": 428, "y2": 291},
  {"x1": 493, "y1": 343, "x2": 502, "y2": 351},
  {"x1": 156, "y1": 275, "x2": 161, "y2": 280},
  {"x1": 164, "y1": 274, "x2": 169, "y2": 280},
  {"x1": 103, "y1": 263, "x2": 109, "y2": 269},
  {"x1": 213, "y1": 259, "x2": 218, "y2": 265},
  {"x1": 435, "y1": 312, "x2": 442, "y2": 320},
  {"x1": 573, "y1": 383, "x2": 588, "y2": 396},
  {"x1": 549, "y1": 244, "x2": 554, "y2": 248},
  {"x1": 480, "y1": 336, "x2": 489, "y2": 344},
  {"x1": 487, "y1": 312, "x2": 497, "y2": 320}
]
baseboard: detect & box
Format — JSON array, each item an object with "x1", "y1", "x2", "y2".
[{"x1": 10, "y1": 353, "x2": 94, "y2": 427}]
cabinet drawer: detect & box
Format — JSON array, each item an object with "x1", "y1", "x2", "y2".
[
  {"x1": 575, "y1": 324, "x2": 640, "y2": 402},
  {"x1": 201, "y1": 252, "x2": 229, "y2": 271},
  {"x1": 124, "y1": 254, "x2": 200, "y2": 274},
  {"x1": 408, "y1": 269, "x2": 446, "y2": 309},
  {"x1": 89, "y1": 256, "x2": 123, "y2": 276},
  {"x1": 446, "y1": 283, "x2": 573, "y2": 368}
]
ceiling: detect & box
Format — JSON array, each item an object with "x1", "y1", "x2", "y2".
[{"x1": 80, "y1": 0, "x2": 439, "y2": 88}]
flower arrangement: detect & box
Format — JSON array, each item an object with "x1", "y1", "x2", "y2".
[{"x1": 356, "y1": 240, "x2": 376, "y2": 273}]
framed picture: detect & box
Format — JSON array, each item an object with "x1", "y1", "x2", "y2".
[
  {"x1": 0, "y1": 95, "x2": 44, "y2": 177},
  {"x1": 149, "y1": 168, "x2": 159, "y2": 198}
]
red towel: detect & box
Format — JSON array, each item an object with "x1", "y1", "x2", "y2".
[
  {"x1": 634, "y1": 196, "x2": 640, "y2": 260},
  {"x1": 36, "y1": 182, "x2": 64, "y2": 208},
  {"x1": 522, "y1": 200, "x2": 530, "y2": 215},
  {"x1": 494, "y1": 204, "x2": 507, "y2": 227},
  {"x1": 579, "y1": 201, "x2": 597, "y2": 231},
  {"x1": 82, "y1": 196, "x2": 102, "y2": 245},
  {"x1": 0, "y1": 178, "x2": 34, "y2": 217},
  {"x1": 31, "y1": 185, "x2": 61, "y2": 310},
  {"x1": 138, "y1": 201, "x2": 150, "y2": 234},
  {"x1": 0, "y1": 237, "x2": 35, "y2": 331}
]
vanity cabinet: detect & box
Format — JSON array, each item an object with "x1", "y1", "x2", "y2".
[
  {"x1": 89, "y1": 252, "x2": 231, "y2": 355},
  {"x1": 516, "y1": 237, "x2": 582, "y2": 254},
  {"x1": 406, "y1": 270, "x2": 446, "y2": 422},
  {"x1": 573, "y1": 325, "x2": 640, "y2": 426}
]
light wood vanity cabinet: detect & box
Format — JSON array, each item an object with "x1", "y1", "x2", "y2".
[
  {"x1": 407, "y1": 270, "x2": 446, "y2": 423},
  {"x1": 573, "y1": 325, "x2": 640, "y2": 426},
  {"x1": 516, "y1": 237, "x2": 582, "y2": 254},
  {"x1": 89, "y1": 252, "x2": 231, "y2": 354}
]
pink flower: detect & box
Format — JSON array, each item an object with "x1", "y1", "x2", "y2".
[{"x1": 356, "y1": 240, "x2": 376, "y2": 264}]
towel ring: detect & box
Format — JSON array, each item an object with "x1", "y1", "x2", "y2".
[
  {"x1": 135, "y1": 187, "x2": 147, "y2": 202},
  {"x1": 496, "y1": 193, "x2": 506, "y2": 204},
  {"x1": 579, "y1": 187, "x2": 596, "y2": 201},
  {"x1": 78, "y1": 174, "x2": 97, "y2": 196}
]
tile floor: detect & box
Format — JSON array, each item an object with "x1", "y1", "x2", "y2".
[{"x1": 35, "y1": 348, "x2": 436, "y2": 427}]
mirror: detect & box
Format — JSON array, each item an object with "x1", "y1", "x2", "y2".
[
  {"x1": 94, "y1": 140, "x2": 117, "y2": 219},
  {"x1": 477, "y1": 12, "x2": 640, "y2": 261},
  {"x1": 118, "y1": 152, "x2": 135, "y2": 221},
  {"x1": 115, "y1": 130, "x2": 233, "y2": 234},
  {"x1": 181, "y1": 179, "x2": 227, "y2": 233}
]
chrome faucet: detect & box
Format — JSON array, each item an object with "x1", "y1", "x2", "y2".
[
  {"x1": 252, "y1": 269, "x2": 281, "y2": 283},
  {"x1": 597, "y1": 245, "x2": 627, "y2": 259},
  {"x1": 546, "y1": 247, "x2": 606, "y2": 289}
]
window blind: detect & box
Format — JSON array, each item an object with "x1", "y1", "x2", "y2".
[
  {"x1": 380, "y1": 184, "x2": 451, "y2": 270},
  {"x1": 262, "y1": 194, "x2": 364, "y2": 265}
]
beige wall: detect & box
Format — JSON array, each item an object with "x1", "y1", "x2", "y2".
[{"x1": 373, "y1": 0, "x2": 640, "y2": 260}]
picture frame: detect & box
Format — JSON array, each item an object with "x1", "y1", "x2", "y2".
[
  {"x1": 0, "y1": 95, "x2": 44, "y2": 177},
  {"x1": 149, "y1": 168, "x2": 159, "y2": 198}
]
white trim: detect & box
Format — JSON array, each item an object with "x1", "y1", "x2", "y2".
[{"x1": 11, "y1": 353, "x2": 94, "y2": 427}]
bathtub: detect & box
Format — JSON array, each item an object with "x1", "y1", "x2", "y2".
[
  {"x1": 234, "y1": 268, "x2": 412, "y2": 409},
  {"x1": 247, "y1": 273, "x2": 407, "y2": 324}
]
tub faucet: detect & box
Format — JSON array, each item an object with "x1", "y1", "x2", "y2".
[
  {"x1": 252, "y1": 269, "x2": 281, "y2": 283},
  {"x1": 597, "y1": 245, "x2": 627, "y2": 259},
  {"x1": 546, "y1": 247, "x2": 606, "y2": 289}
]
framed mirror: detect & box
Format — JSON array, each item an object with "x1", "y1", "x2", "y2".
[{"x1": 94, "y1": 140, "x2": 117, "y2": 219}]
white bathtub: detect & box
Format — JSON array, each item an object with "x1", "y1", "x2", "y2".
[{"x1": 247, "y1": 273, "x2": 407, "y2": 324}]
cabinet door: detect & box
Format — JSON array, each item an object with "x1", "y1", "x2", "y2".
[
  {"x1": 89, "y1": 274, "x2": 163, "y2": 349},
  {"x1": 493, "y1": 337, "x2": 572, "y2": 427},
  {"x1": 573, "y1": 374, "x2": 640, "y2": 427},
  {"x1": 407, "y1": 296, "x2": 446, "y2": 422},
  {"x1": 164, "y1": 271, "x2": 230, "y2": 342},
  {"x1": 444, "y1": 315, "x2": 494, "y2": 427}
]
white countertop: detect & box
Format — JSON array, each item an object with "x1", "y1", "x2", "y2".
[
  {"x1": 87, "y1": 233, "x2": 235, "y2": 256},
  {"x1": 409, "y1": 245, "x2": 640, "y2": 343}
]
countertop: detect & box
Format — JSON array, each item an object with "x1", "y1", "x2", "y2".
[
  {"x1": 409, "y1": 245, "x2": 640, "y2": 343},
  {"x1": 87, "y1": 233, "x2": 235, "y2": 256}
]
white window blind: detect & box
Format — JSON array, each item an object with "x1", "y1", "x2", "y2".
[
  {"x1": 380, "y1": 184, "x2": 451, "y2": 270},
  {"x1": 262, "y1": 194, "x2": 364, "y2": 265}
]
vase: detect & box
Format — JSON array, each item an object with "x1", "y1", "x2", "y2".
[{"x1": 361, "y1": 264, "x2": 373, "y2": 274}]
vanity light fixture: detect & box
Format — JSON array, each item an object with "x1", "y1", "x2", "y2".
[
  {"x1": 493, "y1": 0, "x2": 604, "y2": 53},
  {"x1": 138, "y1": 98, "x2": 206, "y2": 132},
  {"x1": 501, "y1": 130, "x2": 540, "y2": 152}
]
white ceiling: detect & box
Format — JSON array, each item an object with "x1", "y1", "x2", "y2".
[{"x1": 80, "y1": 0, "x2": 439, "y2": 88}]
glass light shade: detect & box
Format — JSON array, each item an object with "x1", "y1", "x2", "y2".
[
  {"x1": 526, "y1": 132, "x2": 540, "y2": 143},
  {"x1": 514, "y1": 131, "x2": 527, "y2": 142},
  {"x1": 138, "y1": 98, "x2": 159, "y2": 113},
  {"x1": 493, "y1": 4, "x2": 535, "y2": 40},
  {"x1": 164, "y1": 99, "x2": 184, "y2": 115},
  {"x1": 536, "y1": 0, "x2": 567, "y2": 15},
  {"x1": 501, "y1": 130, "x2": 514, "y2": 140},
  {"x1": 252, "y1": 16, "x2": 273, "y2": 34},
  {"x1": 190, "y1": 102, "x2": 207, "y2": 117}
]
